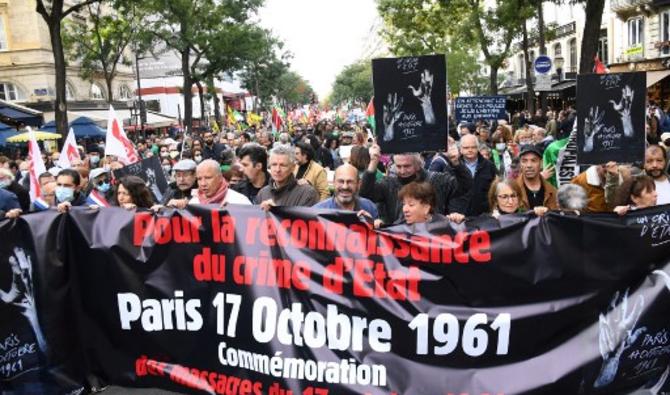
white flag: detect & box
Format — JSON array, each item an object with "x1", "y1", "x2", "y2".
[
  {"x1": 27, "y1": 127, "x2": 47, "y2": 200},
  {"x1": 56, "y1": 127, "x2": 80, "y2": 169},
  {"x1": 105, "y1": 105, "x2": 139, "y2": 165}
]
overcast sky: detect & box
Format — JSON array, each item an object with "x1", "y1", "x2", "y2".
[{"x1": 258, "y1": 0, "x2": 380, "y2": 99}]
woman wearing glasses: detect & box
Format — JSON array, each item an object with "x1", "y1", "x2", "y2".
[{"x1": 488, "y1": 178, "x2": 548, "y2": 218}]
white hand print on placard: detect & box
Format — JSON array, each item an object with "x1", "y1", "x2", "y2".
[
  {"x1": 408, "y1": 69, "x2": 436, "y2": 125},
  {"x1": 0, "y1": 247, "x2": 47, "y2": 353},
  {"x1": 593, "y1": 288, "x2": 646, "y2": 388},
  {"x1": 382, "y1": 93, "x2": 404, "y2": 142},
  {"x1": 609, "y1": 85, "x2": 635, "y2": 138},
  {"x1": 583, "y1": 106, "x2": 604, "y2": 153}
]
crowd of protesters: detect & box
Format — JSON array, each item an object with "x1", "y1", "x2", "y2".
[{"x1": 0, "y1": 104, "x2": 669, "y2": 228}]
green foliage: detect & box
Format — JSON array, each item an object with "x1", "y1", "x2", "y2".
[
  {"x1": 276, "y1": 71, "x2": 315, "y2": 106},
  {"x1": 330, "y1": 60, "x2": 372, "y2": 106},
  {"x1": 63, "y1": 1, "x2": 148, "y2": 101},
  {"x1": 378, "y1": 0, "x2": 531, "y2": 94}
]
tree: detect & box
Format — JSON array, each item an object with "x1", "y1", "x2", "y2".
[
  {"x1": 63, "y1": 1, "x2": 149, "y2": 104},
  {"x1": 192, "y1": 24, "x2": 270, "y2": 125},
  {"x1": 35, "y1": 0, "x2": 104, "y2": 134},
  {"x1": 579, "y1": 0, "x2": 606, "y2": 74},
  {"x1": 137, "y1": 0, "x2": 263, "y2": 132},
  {"x1": 330, "y1": 60, "x2": 373, "y2": 106},
  {"x1": 378, "y1": 0, "x2": 522, "y2": 95},
  {"x1": 276, "y1": 71, "x2": 315, "y2": 107},
  {"x1": 239, "y1": 33, "x2": 292, "y2": 111},
  {"x1": 378, "y1": 0, "x2": 487, "y2": 94}
]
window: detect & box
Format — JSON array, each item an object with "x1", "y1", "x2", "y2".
[
  {"x1": 598, "y1": 36, "x2": 609, "y2": 64},
  {"x1": 568, "y1": 38, "x2": 577, "y2": 72},
  {"x1": 90, "y1": 83, "x2": 105, "y2": 100},
  {"x1": 0, "y1": 16, "x2": 7, "y2": 50},
  {"x1": 0, "y1": 83, "x2": 20, "y2": 101},
  {"x1": 118, "y1": 85, "x2": 132, "y2": 100},
  {"x1": 553, "y1": 43, "x2": 562, "y2": 58},
  {"x1": 628, "y1": 17, "x2": 644, "y2": 47},
  {"x1": 518, "y1": 54, "x2": 525, "y2": 80},
  {"x1": 66, "y1": 82, "x2": 75, "y2": 100},
  {"x1": 662, "y1": 11, "x2": 670, "y2": 56}
]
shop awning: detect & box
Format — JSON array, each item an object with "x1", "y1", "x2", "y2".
[
  {"x1": 646, "y1": 70, "x2": 670, "y2": 87},
  {"x1": 0, "y1": 99, "x2": 43, "y2": 127},
  {"x1": 551, "y1": 80, "x2": 576, "y2": 91},
  {"x1": 0, "y1": 122, "x2": 22, "y2": 146},
  {"x1": 71, "y1": 109, "x2": 177, "y2": 129}
]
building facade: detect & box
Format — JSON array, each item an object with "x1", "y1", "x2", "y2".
[
  {"x1": 500, "y1": 0, "x2": 670, "y2": 111},
  {"x1": 0, "y1": 0, "x2": 135, "y2": 118}
]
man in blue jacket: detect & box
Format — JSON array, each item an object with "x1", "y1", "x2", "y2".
[{"x1": 313, "y1": 164, "x2": 378, "y2": 221}]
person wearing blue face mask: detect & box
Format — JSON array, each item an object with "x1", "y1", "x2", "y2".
[
  {"x1": 55, "y1": 169, "x2": 87, "y2": 213},
  {"x1": 86, "y1": 167, "x2": 114, "y2": 207}
]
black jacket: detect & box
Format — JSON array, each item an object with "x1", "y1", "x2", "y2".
[
  {"x1": 448, "y1": 155, "x2": 497, "y2": 216},
  {"x1": 360, "y1": 164, "x2": 471, "y2": 224},
  {"x1": 7, "y1": 181, "x2": 30, "y2": 212},
  {"x1": 161, "y1": 182, "x2": 197, "y2": 204},
  {"x1": 232, "y1": 172, "x2": 269, "y2": 203},
  {"x1": 202, "y1": 143, "x2": 226, "y2": 161}
]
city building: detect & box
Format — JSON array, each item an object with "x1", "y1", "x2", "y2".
[
  {"x1": 0, "y1": 0, "x2": 136, "y2": 124},
  {"x1": 607, "y1": 0, "x2": 670, "y2": 108}
]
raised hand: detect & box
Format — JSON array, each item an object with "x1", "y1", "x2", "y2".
[
  {"x1": 408, "y1": 69, "x2": 436, "y2": 125},
  {"x1": 382, "y1": 93, "x2": 404, "y2": 142},
  {"x1": 593, "y1": 289, "x2": 646, "y2": 388},
  {"x1": 583, "y1": 106, "x2": 604, "y2": 153},
  {"x1": 609, "y1": 85, "x2": 635, "y2": 138}
]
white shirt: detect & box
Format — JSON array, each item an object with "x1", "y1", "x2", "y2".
[
  {"x1": 189, "y1": 188, "x2": 251, "y2": 205},
  {"x1": 655, "y1": 178, "x2": 670, "y2": 206}
]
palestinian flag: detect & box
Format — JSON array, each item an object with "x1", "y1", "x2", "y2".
[{"x1": 366, "y1": 97, "x2": 375, "y2": 132}]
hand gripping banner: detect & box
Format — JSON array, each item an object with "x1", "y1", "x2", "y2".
[{"x1": 2, "y1": 205, "x2": 670, "y2": 394}]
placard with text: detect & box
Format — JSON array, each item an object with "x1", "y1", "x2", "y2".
[{"x1": 372, "y1": 54, "x2": 447, "y2": 154}]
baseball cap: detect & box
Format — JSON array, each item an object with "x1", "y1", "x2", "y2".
[{"x1": 518, "y1": 144, "x2": 543, "y2": 159}]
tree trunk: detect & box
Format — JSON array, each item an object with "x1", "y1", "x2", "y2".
[
  {"x1": 105, "y1": 75, "x2": 114, "y2": 104},
  {"x1": 49, "y1": 21, "x2": 69, "y2": 136},
  {"x1": 522, "y1": 21, "x2": 536, "y2": 114},
  {"x1": 489, "y1": 65, "x2": 499, "y2": 95},
  {"x1": 195, "y1": 80, "x2": 205, "y2": 123},
  {"x1": 211, "y1": 81, "x2": 222, "y2": 127},
  {"x1": 579, "y1": 0, "x2": 606, "y2": 74},
  {"x1": 537, "y1": 0, "x2": 547, "y2": 112},
  {"x1": 181, "y1": 46, "x2": 193, "y2": 134}
]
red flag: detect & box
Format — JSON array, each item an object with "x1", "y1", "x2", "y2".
[
  {"x1": 271, "y1": 107, "x2": 283, "y2": 134},
  {"x1": 105, "y1": 105, "x2": 139, "y2": 165},
  {"x1": 594, "y1": 55, "x2": 608, "y2": 74}
]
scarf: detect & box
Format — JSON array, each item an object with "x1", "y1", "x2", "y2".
[{"x1": 198, "y1": 178, "x2": 229, "y2": 205}]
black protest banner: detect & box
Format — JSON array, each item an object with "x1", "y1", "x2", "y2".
[
  {"x1": 0, "y1": 211, "x2": 84, "y2": 394},
  {"x1": 577, "y1": 72, "x2": 646, "y2": 165},
  {"x1": 372, "y1": 55, "x2": 447, "y2": 154},
  {"x1": 113, "y1": 156, "x2": 169, "y2": 202},
  {"x1": 454, "y1": 96, "x2": 507, "y2": 123},
  {"x1": 4, "y1": 205, "x2": 670, "y2": 394}
]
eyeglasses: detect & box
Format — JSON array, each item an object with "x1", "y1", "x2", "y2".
[{"x1": 497, "y1": 194, "x2": 518, "y2": 201}]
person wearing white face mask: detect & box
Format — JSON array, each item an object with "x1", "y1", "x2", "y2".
[{"x1": 55, "y1": 169, "x2": 87, "y2": 213}]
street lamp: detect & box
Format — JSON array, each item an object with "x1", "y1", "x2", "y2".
[{"x1": 555, "y1": 56, "x2": 564, "y2": 82}]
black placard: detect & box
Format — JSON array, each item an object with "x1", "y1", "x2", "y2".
[
  {"x1": 112, "y1": 156, "x2": 169, "y2": 202},
  {"x1": 372, "y1": 55, "x2": 447, "y2": 154},
  {"x1": 577, "y1": 72, "x2": 646, "y2": 165}
]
